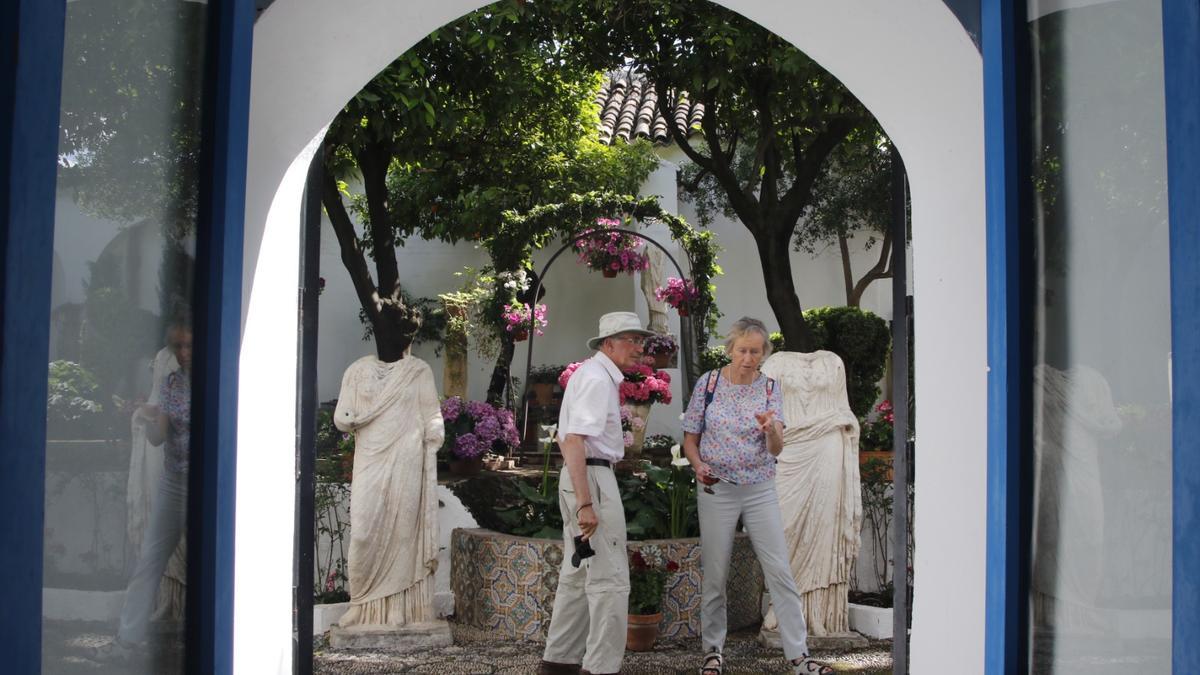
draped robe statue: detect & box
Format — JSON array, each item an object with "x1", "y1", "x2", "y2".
[
  {"x1": 760, "y1": 350, "x2": 862, "y2": 637},
  {"x1": 334, "y1": 354, "x2": 445, "y2": 627},
  {"x1": 126, "y1": 346, "x2": 186, "y2": 619},
  {"x1": 1031, "y1": 363, "x2": 1121, "y2": 634}
]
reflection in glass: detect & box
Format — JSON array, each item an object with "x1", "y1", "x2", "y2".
[
  {"x1": 1027, "y1": 0, "x2": 1172, "y2": 672},
  {"x1": 42, "y1": 1, "x2": 205, "y2": 672}
]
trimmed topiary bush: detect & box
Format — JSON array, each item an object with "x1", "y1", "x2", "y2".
[{"x1": 801, "y1": 306, "x2": 891, "y2": 418}]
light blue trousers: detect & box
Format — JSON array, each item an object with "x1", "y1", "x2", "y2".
[
  {"x1": 118, "y1": 468, "x2": 186, "y2": 645},
  {"x1": 699, "y1": 479, "x2": 810, "y2": 661}
]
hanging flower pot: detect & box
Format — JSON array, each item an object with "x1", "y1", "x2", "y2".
[
  {"x1": 677, "y1": 306, "x2": 689, "y2": 317},
  {"x1": 512, "y1": 329, "x2": 529, "y2": 342},
  {"x1": 652, "y1": 352, "x2": 671, "y2": 369},
  {"x1": 603, "y1": 268, "x2": 618, "y2": 279}
]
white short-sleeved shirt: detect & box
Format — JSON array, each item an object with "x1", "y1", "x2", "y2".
[{"x1": 557, "y1": 351, "x2": 624, "y2": 462}]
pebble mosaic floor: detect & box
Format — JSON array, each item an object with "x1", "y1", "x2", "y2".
[{"x1": 313, "y1": 624, "x2": 894, "y2": 674}]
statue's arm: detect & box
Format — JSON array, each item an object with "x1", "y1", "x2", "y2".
[
  {"x1": 333, "y1": 363, "x2": 359, "y2": 432},
  {"x1": 418, "y1": 363, "x2": 445, "y2": 451}
]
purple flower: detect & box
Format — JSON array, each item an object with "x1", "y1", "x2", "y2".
[{"x1": 441, "y1": 396, "x2": 463, "y2": 421}]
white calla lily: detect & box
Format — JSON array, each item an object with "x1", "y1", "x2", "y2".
[{"x1": 669, "y1": 443, "x2": 689, "y2": 467}]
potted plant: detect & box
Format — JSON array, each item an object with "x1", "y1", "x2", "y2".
[
  {"x1": 653, "y1": 277, "x2": 701, "y2": 316},
  {"x1": 440, "y1": 396, "x2": 521, "y2": 476},
  {"x1": 561, "y1": 360, "x2": 671, "y2": 458},
  {"x1": 527, "y1": 364, "x2": 563, "y2": 406},
  {"x1": 500, "y1": 301, "x2": 547, "y2": 342},
  {"x1": 573, "y1": 217, "x2": 650, "y2": 278},
  {"x1": 640, "y1": 433, "x2": 676, "y2": 460},
  {"x1": 642, "y1": 333, "x2": 678, "y2": 369},
  {"x1": 859, "y1": 400, "x2": 895, "y2": 480},
  {"x1": 627, "y1": 544, "x2": 679, "y2": 651}
]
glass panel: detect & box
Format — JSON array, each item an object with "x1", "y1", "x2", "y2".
[
  {"x1": 42, "y1": 1, "x2": 206, "y2": 671},
  {"x1": 1027, "y1": 0, "x2": 1172, "y2": 672}
]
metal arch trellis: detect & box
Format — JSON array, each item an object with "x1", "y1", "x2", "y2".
[{"x1": 517, "y1": 227, "x2": 699, "y2": 445}]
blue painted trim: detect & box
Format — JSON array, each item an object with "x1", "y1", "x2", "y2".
[
  {"x1": 0, "y1": 0, "x2": 66, "y2": 670},
  {"x1": 186, "y1": 0, "x2": 252, "y2": 673},
  {"x1": 983, "y1": 0, "x2": 1029, "y2": 673},
  {"x1": 1163, "y1": 1, "x2": 1200, "y2": 671}
]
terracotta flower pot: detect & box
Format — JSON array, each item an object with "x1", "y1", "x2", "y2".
[
  {"x1": 626, "y1": 612, "x2": 662, "y2": 651},
  {"x1": 677, "y1": 306, "x2": 689, "y2": 317},
  {"x1": 603, "y1": 268, "x2": 618, "y2": 278},
  {"x1": 512, "y1": 329, "x2": 528, "y2": 342},
  {"x1": 531, "y1": 382, "x2": 555, "y2": 406},
  {"x1": 859, "y1": 449, "x2": 895, "y2": 481},
  {"x1": 448, "y1": 456, "x2": 483, "y2": 476},
  {"x1": 652, "y1": 352, "x2": 672, "y2": 369}
]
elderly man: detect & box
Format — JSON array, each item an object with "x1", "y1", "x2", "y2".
[{"x1": 540, "y1": 311, "x2": 653, "y2": 675}]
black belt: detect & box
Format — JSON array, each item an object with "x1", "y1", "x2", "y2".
[{"x1": 585, "y1": 458, "x2": 612, "y2": 468}]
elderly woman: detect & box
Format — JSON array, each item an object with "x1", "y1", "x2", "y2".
[{"x1": 682, "y1": 317, "x2": 833, "y2": 675}]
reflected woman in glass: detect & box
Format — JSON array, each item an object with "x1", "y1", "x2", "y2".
[{"x1": 95, "y1": 317, "x2": 191, "y2": 661}]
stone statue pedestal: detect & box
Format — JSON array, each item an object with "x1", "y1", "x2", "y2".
[
  {"x1": 757, "y1": 626, "x2": 869, "y2": 651},
  {"x1": 328, "y1": 620, "x2": 453, "y2": 651}
]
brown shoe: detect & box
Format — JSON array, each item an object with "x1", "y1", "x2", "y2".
[{"x1": 539, "y1": 661, "x2": 582, "y2": 675}]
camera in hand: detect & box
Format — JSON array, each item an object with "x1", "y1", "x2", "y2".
[{"x1": 571, "y1": 534, "x2": 596, "y2": 568}]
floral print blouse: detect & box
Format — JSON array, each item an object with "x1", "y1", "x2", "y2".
[
  {"x1": 159, "y1": 370, "x2": 191, "y2": 475},
  {"x1": 681, "y1": 369, "x2": 785, "y2": 485}
]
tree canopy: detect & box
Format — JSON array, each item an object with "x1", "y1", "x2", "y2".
[
  {"x1": 551, "y1": 0, "x2": 883, "y2": 350},
  {"x1": 321, "y1": 0, "x2": 657, "y2": 372}
]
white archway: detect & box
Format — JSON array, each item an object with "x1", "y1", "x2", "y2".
[{"x1": 240, "y1": 2, "x2": 986, "y2": 672}]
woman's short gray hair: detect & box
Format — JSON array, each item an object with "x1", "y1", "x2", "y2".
[{"x1": 724, "y1": 317, "x2": 773, "y2": 356}]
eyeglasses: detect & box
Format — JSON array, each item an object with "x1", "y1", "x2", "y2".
[{"x1": 611, "y1": 335, "x2": 646, "y2": 346}]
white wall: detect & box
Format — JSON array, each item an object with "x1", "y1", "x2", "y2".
[{"x1": 246, "y1": 2, "x2": 985, "y2": 673}]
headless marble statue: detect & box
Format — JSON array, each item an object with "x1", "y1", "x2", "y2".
[
  {"x1": 759, "y1": 350, "x2": 862, "y2": 638},
  {"x1": 334, "y1": 353, "x2": 445, "y2": 627}
]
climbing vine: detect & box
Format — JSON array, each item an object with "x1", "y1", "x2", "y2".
[{"x1": 500, "y1": 191, "x2": 722, "y2": 350}]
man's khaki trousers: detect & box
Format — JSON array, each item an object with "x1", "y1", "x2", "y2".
[{"x1": 542, "y1": 464, "x2": 629, "y2": 674}]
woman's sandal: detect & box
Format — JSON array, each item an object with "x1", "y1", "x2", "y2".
[
  {"x1": 792, "y1": 655, "x2": 835, "y2": 675},
  {"x1": 700, "y1": 648, "x2": 723, "y2": 675}
]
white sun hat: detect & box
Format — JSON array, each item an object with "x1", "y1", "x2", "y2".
[{"x1": 586, "y1": 311, "x2": 655, "y2": 350}]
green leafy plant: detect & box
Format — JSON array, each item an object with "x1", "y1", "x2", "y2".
[
  {"x1": 641, "y1": 434, "x2": 675, "y2": 456},
  {"x1": 803, "y1": 306, "x2": 891, "y2": 418},
  {"x1": 528, "y1": 364, "x2": 565, "y2": 385},
  {"x1": 859, "y1": 400, "x2": 895, "y2": 451},
  {"x1": 313, "y1": 406, "x2": 354, "y2": 602},
  {"x1": 46, "y1": 360, "x2": 105, "y2": 440},
  {"x1": 699, "y1": 345, "x2": 731, "y2": 373}
]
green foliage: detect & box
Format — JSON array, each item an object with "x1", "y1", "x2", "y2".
[
  {"x1": 769, "y1": 331, "x2": 785, "y2": 354},
  {"x1": 699, "y1": 345, "x2": 730, "y2": 373},
  {"x1": 528, "y1": 364, "x2": 565, "y2": 385},
  {"x1": 803, "y1": 306, "x2": 891, "y2": 418},
  {"x1": 548, "y1": 0, "x2": 876, "y2": 349},
  {"x1": 501, "y1": 191, "x2": 723, "y2": 374},
  {"x1": 641, "y1": 433, "x2": 676, "y2": 455},
  {"x1": 313, "y1": 406, "x2": 353, "y2": 602},
  {"x1": 619, "y1": 463, "x2": 699, "y2": 540},
  {"x1": 859, "y1": 457, "x2": 894, "y2": 592},
  {"x1": 451, "y1": 464, "x2": 699, "y2": 542},
  {"x1": 323, "y1": 0, "x2": 658, "y2": 361},
  {"x1": 448, "y1": 473, "x2": 564, "y2": 539},
  {"x1": 315, "y1": 407, "x2": 355, "y2": 484},
  {"x1": 46, "y1": 361, "x2": 105, "y2": 439},
  {"x1": 57, "y1": 1, "x2": 207, "y2": 235}
]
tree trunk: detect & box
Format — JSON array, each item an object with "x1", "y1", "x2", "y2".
[
  {"x1": 838, "y1": 232, "x2": 855, "y2": 306},
  {"x1": 754, "y1": 231, "x2": 816, "y2": 352},
  {"x1": 486, "y1": 336, "x2": 516, "y2": 406}
]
